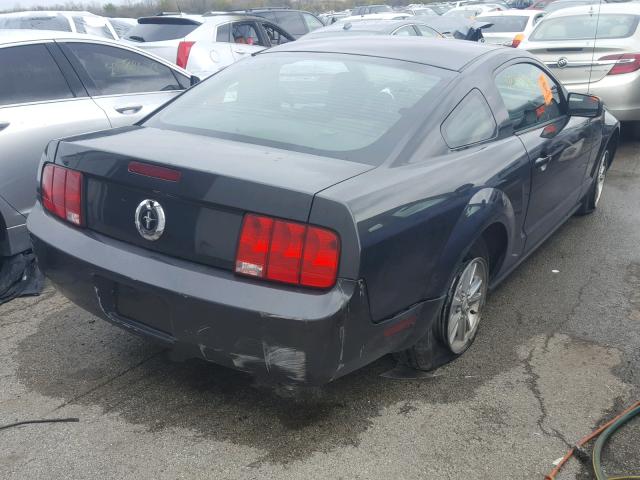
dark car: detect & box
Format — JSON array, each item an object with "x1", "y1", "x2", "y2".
[
  {"x1": 419, "y1": 16, "x2": 492, "y2": 41},
  {"x1": 300, "y1": 19, "x2": 442, "y2": 40},
  {"x1": 225, "y1": 8, "x2": 324, "y2": 38},
  {"x1": 29, "y1": 37, "x2": 619, "y2": 386}
]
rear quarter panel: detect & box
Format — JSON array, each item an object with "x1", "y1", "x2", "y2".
[{"x1": 315, "y1": 136, "x2": 531, "y2": 323}]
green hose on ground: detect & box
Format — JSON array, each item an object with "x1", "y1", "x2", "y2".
[{"x1": 592, "y1": 404, "x2": 640, "y2": 480}]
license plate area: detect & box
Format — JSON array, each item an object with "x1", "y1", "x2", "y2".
[{"x1": 115, "y1": 283, "x2": 173, "y2": 336}]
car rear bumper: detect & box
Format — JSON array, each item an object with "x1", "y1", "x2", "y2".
[
  {"x1": 565, "y1": 73, "x2": 640, "y2": 122},
  {"x1": 28, "y1": 204, "x2": 444, "y2": 385}
]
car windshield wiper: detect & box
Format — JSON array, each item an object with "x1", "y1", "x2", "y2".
[{"x1": 127, "y1": 35, "x2": 145, "y2": 42}]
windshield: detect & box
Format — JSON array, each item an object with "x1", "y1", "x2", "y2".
[
  {"x1": 0, "y1": 14, "x2": 71, "y2": 31},
  {"x1": 125, "y1": 19, "x2": 200, "y2": 42},
  {"x1": 479, "y1": 15, "x2": 528, "y2": 32},
  {"x1": 145, "y1": 53, "x2": 453, "y2": 165},
  {"x1": 530, "y1": 13, "x2": 640, "y2": 41}
]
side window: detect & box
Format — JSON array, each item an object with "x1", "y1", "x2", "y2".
[
  {"x1": 216, "y1": 23, "x2": 231, "y2": 42},
  {"x1": 441, "y1": 89, "x2": 497, "y2": 149},
  {"x1": 262, "y1": 23, "x2": 292, "y2": 46},
  {"x1": 393, "y1": 25, "x2": 418, "y2": 36},
  {"x1": 302, "y1": 13, "x2": 323, "y2": 32},
  {"x1": 64, "y1": 43, "x2": 183, "y2": 96},
  {"x1": 275, "y1": 11, "x2": 306, "y2": 36},
  {"x1": 495, "y1": 63, "x2": 563, "y2": 131},
  {"x1": 417, "y1": 24, "x2": 439, "y2": 37},
  {"x1": 232, "y1": 23, "x2": 264, "y2": 46},
  {"x1": 0, "y1": 44, "x2": 73, "y2": 107}
]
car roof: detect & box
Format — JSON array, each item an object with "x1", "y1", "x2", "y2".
[
  {"x1": 266, "y1": 36, "x2": 504, "y2": 72},
  {"x1": 0, "y1": 10, "x2": 98, "y2": 17},
  {"x1": 314, "y1": 19, "x2": 422, "y2": 33},
  {"x1": 0, "y1": 29, "x2": 112, "y2": 44},
  {"x1": 477, "y1": 9, "x2": 543, "y2": 17},
  {"x1": 545, "y1": 2, "x2": 640, "y2": 17}
]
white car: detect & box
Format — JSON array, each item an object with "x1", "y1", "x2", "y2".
[
  {"x1": 519, "y1": 3, "x2": 640, "y2": 121},
  {"x1": 0, "y1": 11, "x2": 118, "y2": 39},
  {"x1": 477, "y1": 9, "x2": 545, "y2": 47},
  {"x1": 444, "y1": 4, "x2": 505, "y2": 19},
  {"x1": 121, "y1": 14, "x2": 294, "y2": 78}
]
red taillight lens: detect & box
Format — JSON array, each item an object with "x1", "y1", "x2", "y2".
[
  {"x1": 600, "y1": 53, "x2": 640, "y2": 75},
  {"x1": 41, "y1": 164, "x2": 83, "y2": 226},
  {"x1": 236, "y1": 214, "x2": 274, "y2": 278},
  {"x1": 301, "y1": 226, "x2": 340, "y2": 288},
  {"x1": 235, "y1": 213, "x2": 340, "y2": 289},
  {"x1": 267, "y1": 220, "x2": 306, "y2": 284},
  {"x1": 176, "y1": 41, "x2": 195, "y2": 69}
]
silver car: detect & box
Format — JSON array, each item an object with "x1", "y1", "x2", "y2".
[
  {"x1": 0, "y1": 30, "x2": 192, "y2": 259},
  {"x1": 520, "y1": 3, "x2": 640, "y2": 121}
]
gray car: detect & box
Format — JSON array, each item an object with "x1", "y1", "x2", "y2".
[{"x1": 0, "y1": 30, "x2": 192, "y2": 259}]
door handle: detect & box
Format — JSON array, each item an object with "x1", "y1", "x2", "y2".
[
  {"x1": 233, "y1": 50, "x2": 248, "y2": 54},
  {"x1": 0, "y1": 121, "x2": 10, "y2": 132},
  {"x1": 535, "y1": 155, "x2": 552, "y2": 171},
  {"x1": 115, "y1": 105, "x2": 143, "y2": 115}
]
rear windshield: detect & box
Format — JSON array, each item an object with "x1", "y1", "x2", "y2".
[
  {"x1": 0, "y1": 14, "x2": 71, "y2": 31},
  {"x1": 480, "y1": 16, "x2": 529, "y2": 32},
  {"x1": 530, "y1": 14, "x2": 640, "y2": 41},
  {"x1": 125, "y1": 19, "x2": 200, "y2": 42},
  {"x1": 145, "y1": 53, "x2": 453, "y2": 165}
]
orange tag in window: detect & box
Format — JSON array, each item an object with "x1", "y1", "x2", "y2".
[{"x1": 538, "y1": 74, "x2": 553, "y2": 105}]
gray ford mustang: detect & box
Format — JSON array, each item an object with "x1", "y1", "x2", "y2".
[{"x1": 28, "y1": 37, "x2": 619, "y2": 386}]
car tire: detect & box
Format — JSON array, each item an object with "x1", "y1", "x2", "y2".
[
  {"x1": 395, "y1": 240, "x2": 490, "y2": 371},
  {"x1": 576, "y1": 147, "x2": 610, "y2": 216}
]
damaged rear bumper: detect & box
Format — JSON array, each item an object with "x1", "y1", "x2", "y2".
[{"x1": 28, "y1": 205, "x2": 444, "y2": 385}]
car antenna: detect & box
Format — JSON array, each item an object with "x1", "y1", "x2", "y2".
[
  {"x1": 586, "y1": 0, "x2": 603, "y2": 94},
  {"x1": 175, "y1": 0, "x2": 182, "y2": 14}
]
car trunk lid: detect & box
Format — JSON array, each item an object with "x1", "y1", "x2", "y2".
[
  {"x1": 524, "y1": 42, "x2": 629, "y2": 85},
  {"x1": 54, "y1": 126, "x2": 373, "y2": 272}
]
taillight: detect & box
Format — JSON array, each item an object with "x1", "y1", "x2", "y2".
[
  {"x1": 511, "y1": 34, "x2": 524, "y2": 48},
  {"x1": 235, "y1": 213, "x2": 340, "y2": 289},
  {"x1": 41, "y1": 164, "x2": 83, "y2": 226},
  {"x1": 176, "y1": 41, "x2": 195, "y2": 69},
  {"x1": 599, "y1": 53, "x2": 640, "y2": 75}
]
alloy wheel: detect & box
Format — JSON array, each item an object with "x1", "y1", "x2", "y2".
[
  {"x1": 594, "y1": 150, "x2": 609, "y2": 207},
  {"x1": 447, "y1": 257, "x2": 488, "y2": 354}
]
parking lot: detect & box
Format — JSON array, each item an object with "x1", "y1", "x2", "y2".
[{"x1": 0, "y1": 129, "x2": 637, "y2": 478}]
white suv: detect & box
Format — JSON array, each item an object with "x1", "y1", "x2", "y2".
[{"x1": 121, "y1": 14, "x2": 294, "y2": 78}]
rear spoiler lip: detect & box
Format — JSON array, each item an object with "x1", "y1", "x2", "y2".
[{"x1": 137, "y1": 17, "x2": 202, "y2": 25}]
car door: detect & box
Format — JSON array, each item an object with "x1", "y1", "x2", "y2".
[
  {"x1": 229, "y1": 22, "x2": 266, "y2": 61},
  {"x1": 59, "y1": 41, "x2": 188, "y2": 128},
  {"x1": 493, "y1": 61, "x2": 594, "y2": 250},
  {"x1": 0, "y1": 42, "x2": 110, "y2": 220}
]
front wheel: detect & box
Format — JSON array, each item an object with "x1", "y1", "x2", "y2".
[{"x1": 576, "y1": 148, "x2": 609, "y2": 215}]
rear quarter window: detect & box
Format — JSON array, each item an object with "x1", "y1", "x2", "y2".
[
  {"x1": 531, "y1": 14, "x2": 640, "y2": 41},
  {"x1": 441, "y1": 89, "x2": 497, "y2": 149}
]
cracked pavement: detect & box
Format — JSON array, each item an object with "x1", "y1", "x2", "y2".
[{"x1": 0, "y1": 131, "x2": 638, "y2": 479}]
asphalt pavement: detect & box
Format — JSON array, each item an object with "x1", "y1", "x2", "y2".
[{"x1": 1, "y1": 129, "x2": 638, "y2": 479}]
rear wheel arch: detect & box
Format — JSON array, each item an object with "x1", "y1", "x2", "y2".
[{"x1": 479, "y1": 222, "x2": 508, "y2": 280}]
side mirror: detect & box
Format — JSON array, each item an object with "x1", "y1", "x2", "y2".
[
  {"x1": 567, "y1": 92, "x2": 602, "y2": 118},
  {"x1": 190, "y1": 75, "x2": 201, "y2": 87}
]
